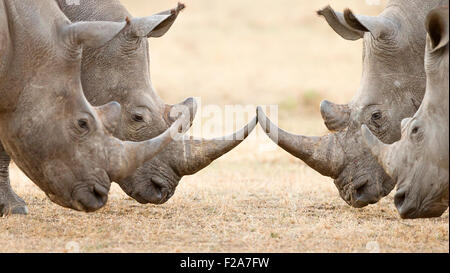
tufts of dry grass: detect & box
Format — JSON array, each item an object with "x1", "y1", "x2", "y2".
[
  {"x1": 0, "y1": 0, "x2": 448, "y2": 253},
  {"x1": 2, "y1": 148, "x2": 448, "y2": 253}
]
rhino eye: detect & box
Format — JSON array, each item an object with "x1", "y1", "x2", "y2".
[
  {"x1": 409, "y1": 125, "x2": 424, "y2": 143},
  {"x1": 78, "y1": 119, "x2": 89, "y2": 130},
  {"x1": 132, "y1": 114, "x2": 144, "y2": 122},
  {"x1": 371, "y1": 111, "x2": 382, "y2": 120}
]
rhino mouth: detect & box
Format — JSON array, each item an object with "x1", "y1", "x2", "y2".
[
  {"x1": 71, "y1": 183, "x2": 110, "y2": 212},
  {"x1": 124, "y1": 171, "x2": 180, "y2": 205},
  {"x1": 44, "y1": 176, "x2": 110, "y2": 212},
  {"x1": 395, "y1": 180, "x2": 449, "y2": 219},
  {"x1": 335, "y1": 171, "x2": 393, "y2": 208},
  {"x1": 134, "y1": 178, "x2": 175, "y2": 205},
  {"x1": 414, "y1": 204, "x2": 449, "y2": 219}
]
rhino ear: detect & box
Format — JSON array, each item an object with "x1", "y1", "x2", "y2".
[
  {"x1": 128, "y1": 3, "x2": 185, "y2": 38},
  {"x1": 343, "y1": 8, "x2": 397, "y2": 40},
  {"x1": 317, "y1": 6, "x2": 364, "y2": 41},
  {"x1": 62, "y1": 21, "x2": 126, "y2": 49},
  {"x1": 425, "y1": 7, "x2": 449, "y2": 53}
]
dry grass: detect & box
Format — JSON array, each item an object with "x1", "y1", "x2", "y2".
[{"x1": 0, "y1": 0, "x2": 448, "y2": 253}]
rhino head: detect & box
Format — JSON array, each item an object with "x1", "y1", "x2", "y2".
[
  {"x1": 75, "y1": 3, "x2": 197, "y2": 141},
  {"x1": 362, "y1": 7, "x2": 449, "y2": 218},
  {"x1": 257, "y1": 1, "x2": 444, "y2": 207},
  {"x1": 0, "y1": 0, "x2": 189, "y2": 212},
  {"x1": 58, "y1": 2, "x2": 257, "y2": 204}
]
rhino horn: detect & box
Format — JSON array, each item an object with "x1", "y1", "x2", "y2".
[
  {"x1": 110, "y1": 115, "x2": 188, "y2": 181},
  {"x1": 320, "y1": 100, "x2": 350, "y2": 131},
  {"x1": 257, "y1": 107, "x2": 344, "y2": 178},
  {"x1": 361, "y1": 125, "x2": 394, "y2": 178},
  {"x1": 174, "y1": 116, "x2": 258, "y2": 176},
  {"x1": 165, "y1": 97, "x2": 198, "y2": 129}
]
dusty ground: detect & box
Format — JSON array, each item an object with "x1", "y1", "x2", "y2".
[{"x1": 0, "y1": 0, "x2": 448, "y2": 252}]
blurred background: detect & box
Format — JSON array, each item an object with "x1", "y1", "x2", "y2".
[{"x1": 122, "y1": 0, "x2": 386, "y2": 135}]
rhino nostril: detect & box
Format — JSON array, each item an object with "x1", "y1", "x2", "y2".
[
  {"x1": 354, "y1": 179, "x2": 368, "y2": 196},
  {"x1": 394, "y1": 189, "x2": 418, "y2": 218},
  {"x1": 152, "y1": 182, "x2": 163, "y2": 199},
  {"x1": 73, "y1": 184, "x2": 108, "y2": 212},
  {"x1": 150, "y1": 177, "x2": 172, "y2": 204},
  {"x1": 356, "y1": 184, "x2": 366, "y2": 198},
  {"x1": 394, "y1": 189, "x2": 406, "y2": 210},
  {"x1": 93, "y1": 184, "x2": 108, "y2": 203},
  {"x1": 353, "y1": 180, "x2": 379, "y2": 205}
]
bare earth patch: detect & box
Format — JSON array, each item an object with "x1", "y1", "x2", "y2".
[
  {"x1": 2, "y1": 139, "x2": 448, "y2": 253},
  {"x1": 0, "y1": 0, "x2": 448, "y2": 252}
]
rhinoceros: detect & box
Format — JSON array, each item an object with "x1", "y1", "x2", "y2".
[
  {"x1": 257, "y1": 0, "x2": 448, "y2": 208},
  {"x1": 55, "y1": 0, "x2": 257, "y2": 205},
  {"x1": 362, "y1": 7, "x2": 449, "y2": 218},
  {"x1": 0, "y1": 0, "x2": 188, "y2": 215}
]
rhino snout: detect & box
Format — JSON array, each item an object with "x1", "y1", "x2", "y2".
[
  {"x1": 131, "y1": 176, "x2": 177, "y2": 205},
  {"x1": 395, "y1": 186, "x2": 449, "y2": 219},
  {"x1": 72, "y1": 183, "x2": 109, "y2": 212},
  {"x1": 337, "y1": 169, "x2": 392, "y2": 208},
  {"x1": 353, "y1": 179, "x2": 380, "y2": 207}
]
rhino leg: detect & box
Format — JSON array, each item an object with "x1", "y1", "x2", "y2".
[{"x1": 0, "y1": 143, "x2": 28, "y2": 216}]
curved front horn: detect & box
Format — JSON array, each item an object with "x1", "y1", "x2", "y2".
[
  {"x1": 257, "y1": 106, "x2": 344, "y2": 178},
  {"x1": 173, "y1": 115, "x2": 258, "y2": 176},
  {"x1": 109, "y1": 115, "x2": 188, "y2": 181}
]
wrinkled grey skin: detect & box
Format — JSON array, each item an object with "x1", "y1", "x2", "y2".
[
  {"x1": 0, "y1": 0, "x2": 187, "y2": 215},
  {"x1": 56, "y1": 0, "x2": 257, "y2": 205},
  {"x1": 258, "y1": 0, "x2": 447, "y2": 208},
  {"x1": 362, "y1": 7, "x2": 449, "y2": 219}
]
